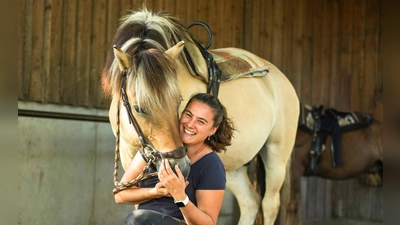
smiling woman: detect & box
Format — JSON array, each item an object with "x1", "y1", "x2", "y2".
[{"x1": 117, "y1": 93, "x2": 235, "y2": 225}]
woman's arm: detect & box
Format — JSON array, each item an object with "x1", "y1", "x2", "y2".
[
  {"x1": 114, "y1": 152, "x2": 170, "y2": 204},
  {"x1": 181, "y1": 190, "x2": 224, "y2": 225},
  {"x1": 159, "y1": 159, "x2": 224, "y2": 225}
]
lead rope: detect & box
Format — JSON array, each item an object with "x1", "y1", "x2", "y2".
[
  {"x1": 112, "y1": 99, "x2": 122, "y2": 188},
  {"x1": 112, "y1": 100, "x2": 158, "y2": 194}
]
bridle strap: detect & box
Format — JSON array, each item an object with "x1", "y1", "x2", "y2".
[
  {"x1": 120, "y1": 74, "x2": 147, "y2": 149},
  {"x1": 153, "y1": 146, "x2": 187, "y2": 159}
]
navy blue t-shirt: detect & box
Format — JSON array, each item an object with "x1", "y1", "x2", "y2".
[{"x1": 137, "y1": 151, "x2": 226, "y2": 220}]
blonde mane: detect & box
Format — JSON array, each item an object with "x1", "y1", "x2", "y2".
[{"x1": 102, "y1": 7, "x2": 188, "y2": 116}]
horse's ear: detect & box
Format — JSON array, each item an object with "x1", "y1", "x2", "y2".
[
  {"x1": 113, "y1": 45, "x2": 132, "y2": 72},
  {"x1": 165, "y1": 41, "x2": 185, "y2": 59}
]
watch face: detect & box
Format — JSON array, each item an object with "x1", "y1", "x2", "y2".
[{"x1": 175, "y1": 202, "x2": 185, "y2": 207}]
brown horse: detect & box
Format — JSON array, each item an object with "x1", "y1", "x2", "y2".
[{"x1": 285, "y1": 104, "x2": 383, "y2": 225}]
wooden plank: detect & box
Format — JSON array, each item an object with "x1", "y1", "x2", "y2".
[
  {"x1": 337, "y1": 0, "x2": 353, "y2": 110},
  {"x1": 233, "y1": 0, "x2": 244, "y2": 48},
  {"x1": 130, "y1": 0, "x2": 142, "y2": 11},
  {"x1": 282, "y1": 0, "x2": 293, "y2": 77},
  {"x1": 372, "y1": 187, "x2": 383, "y2": 220},
  {"x1": 119, "y1": 0, "x2": 133, "y2": 16},
  {"x1": 323, "y1": 180, "x2": 333, "y2": 219},
  {"x1": 108, "y1": 0, "x2": 121, "y2": 48},
  {"x1": 331, "y1": 180, "x2": 348, "y2": 219},
  {"x1": 243, "y1": 0, "x2": 253, "y2": 51},
  {"x1": 300, "y1": 177, "x2": 308, "y2": 222},
  {"x1": 18, "y1": 0, "x2": 28, "y2": 99},
  {"x1": 300, "y1": 0, "x2": 313, "y2": 104},
  {"x1": 29, "y1": 0, "x2": 45, "y2": 101},
  {"x1": 247, "y1": 0, "x2": 262, "y2": 56},
  {"x1": 223, "y1": 0, "x2": 243, "y2": 48},
  {"x1": 319, "y1": 0, "x2": 332, "y2": 106},
  {"x1": 311, "y1": 0, "x2": 323, "y2": 105},
  {"x1": 350, "y1": 0, "x2": 366, "y2": 111},
  {"x1": 160, "y1": 0, "x2": 176, "y2": 14},
  {"x1": 305, "y1": 177, "x2": 318, "y2": 221},
  {"x1": 143, "y1": 0, "x2": 158, "y2": 11},
  {"x1": 315, "y1": 178, "x2": 325, "y2": 221},
  {"x1": 47, "y1": 0, "x2": 63, "y2": 103},
  {"x1": 345, "y1": 178, "x2": 358, "y2": 218},
  {"x1": 106, "y1": 0, "x2": 120, "y2": 63},
  {"x1": 358, "y1": 179, "x2": 374, "y2": 218},
  {"x1": 41, "y1": 0, "x2": 53, "y2": 104},
  {"x1": 184, "y1": 1, "x2": 210, "y2": 48},
  {"x1": 265, "y1": 0, "x2": 274, "y2": 61},
  {"x1": 363, "y1": 0, "x2": 380, "y2": 112},
  {"x1": 290, "y1": 0, "x2": 304, "y2": 94},
  {"x1": 329, "y1": 0, "x2": 340, "y2": 107},
  {"x1": 205, "y1": 0, "x2": 217, "y2": 48},
  {"x1": 74, "y1": 0, "x2": 93, "y2": 106},
  {"x1": 60, "y1": 0, "x2": 77, "y2": 105},
  {"x1": 90, "y1": 0, "x2": 108, "y2": 108},
  {"x1": 271, "y1": 0, "x2": 284, "y2": 68},
  {"x1": 174, "y1": 0, "x2": 187, "y2": 21}
]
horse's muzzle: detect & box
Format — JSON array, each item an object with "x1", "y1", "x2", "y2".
[{"x1": 154, "y1": 146, "x2": 191, "y2": 180}]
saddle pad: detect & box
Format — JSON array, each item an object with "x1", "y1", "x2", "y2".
[
  {"x1": 209, "y1": 48, "x2": 270, "y2": 82},
  {"x1": 332, "y1": 110, "x2": 374, "y2": 132},
  {"x1": 298, "y1": 104, "x2": 316, "y2": 133}
]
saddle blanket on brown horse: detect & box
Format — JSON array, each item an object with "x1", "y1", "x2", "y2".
[
  {"x1": 298, "y1": 103, "x2": 374, "y2": 169},
  {"x1": 209, "y1": 48, "x2": 271, "y2": 82}
]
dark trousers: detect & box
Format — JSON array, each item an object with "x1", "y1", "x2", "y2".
[{"x1": 125, "y1": 209, "x2": 187, "y2": 225}]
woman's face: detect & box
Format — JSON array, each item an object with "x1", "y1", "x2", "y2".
[{"x1": 179, "y1": 100, "x2": 217, "y2": 146}]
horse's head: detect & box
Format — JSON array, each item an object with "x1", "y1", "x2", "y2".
[{"x1": 101, "y1": 8, "x2": 193, "y2": 186}]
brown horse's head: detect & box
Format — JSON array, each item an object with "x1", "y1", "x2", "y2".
[{"x1": 101, "y1": 8, "x2": 191, "y2": 180}]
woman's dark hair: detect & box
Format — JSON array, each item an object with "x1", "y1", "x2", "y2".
[{"x1": 185, "y1": 93, "x2": 235, "y2": 153}]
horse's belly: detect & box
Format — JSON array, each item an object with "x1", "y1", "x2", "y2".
[
  {"x1": 214, "y1": 70, "x2": 299, "y2": 170},
  {"x1": 215, "y1": 80, "x2": 274, "y2": 170}
]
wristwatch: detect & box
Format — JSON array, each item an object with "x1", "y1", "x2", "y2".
[{"x1": 174, "y1": 195, "x2": 189, "y2": 207}]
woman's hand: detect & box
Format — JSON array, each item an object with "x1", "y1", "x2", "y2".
[
  {"x1": 158, "y1": 159, "x2": 188, "y2": 200},
  {"x1": 150, "y1": 182, "x2": 172, "y2": 198}
]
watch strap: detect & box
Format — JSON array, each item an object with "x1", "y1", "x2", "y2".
[{"x1": 174, "y1": 195, "x2": 189, "y2": 207}]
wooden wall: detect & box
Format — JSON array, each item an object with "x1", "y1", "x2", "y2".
[{"x1": 18, "y1": 0, "x2": 382, "y2": 223}]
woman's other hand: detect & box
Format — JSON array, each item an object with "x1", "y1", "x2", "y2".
[
  {"x1": 158, "y1": 159, "x2": 187, "y2": 200},
  {"x1": 151, "y1": 182, "x2": 171, "y2": 197}
]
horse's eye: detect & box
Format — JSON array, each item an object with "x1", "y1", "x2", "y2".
[{"x1": 134, "y1": 105, "x2": 146, "y2": 114}]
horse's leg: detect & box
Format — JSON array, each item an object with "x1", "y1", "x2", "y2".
[
  {"x1": 259, "y1": 141, "x2": 294, "y2": 225},
  {"x1": 226, "y1": 166, "x2": 261, "y2": 225}
]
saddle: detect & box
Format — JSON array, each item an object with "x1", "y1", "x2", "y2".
[
  {"x1": 181, "y1": 22, "x2": 270, "y2": 96},
  {"x1": 209, "y1": 48, "x2": 270, "y2": 82},
  {"x1": 298, "y1": 104, "x2": 375, "y2": 176}
]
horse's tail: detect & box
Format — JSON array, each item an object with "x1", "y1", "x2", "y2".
[
  {"x1": 279, "y1": 157, "x2": 291, "y2": 225},
  {"x1": 254, "y1": 154, "x2": 265, "y2": 225}
]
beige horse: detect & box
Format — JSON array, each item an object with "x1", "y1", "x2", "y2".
[{"x1": 102, "y1": 8, "x2": 299, "y2": 225}]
